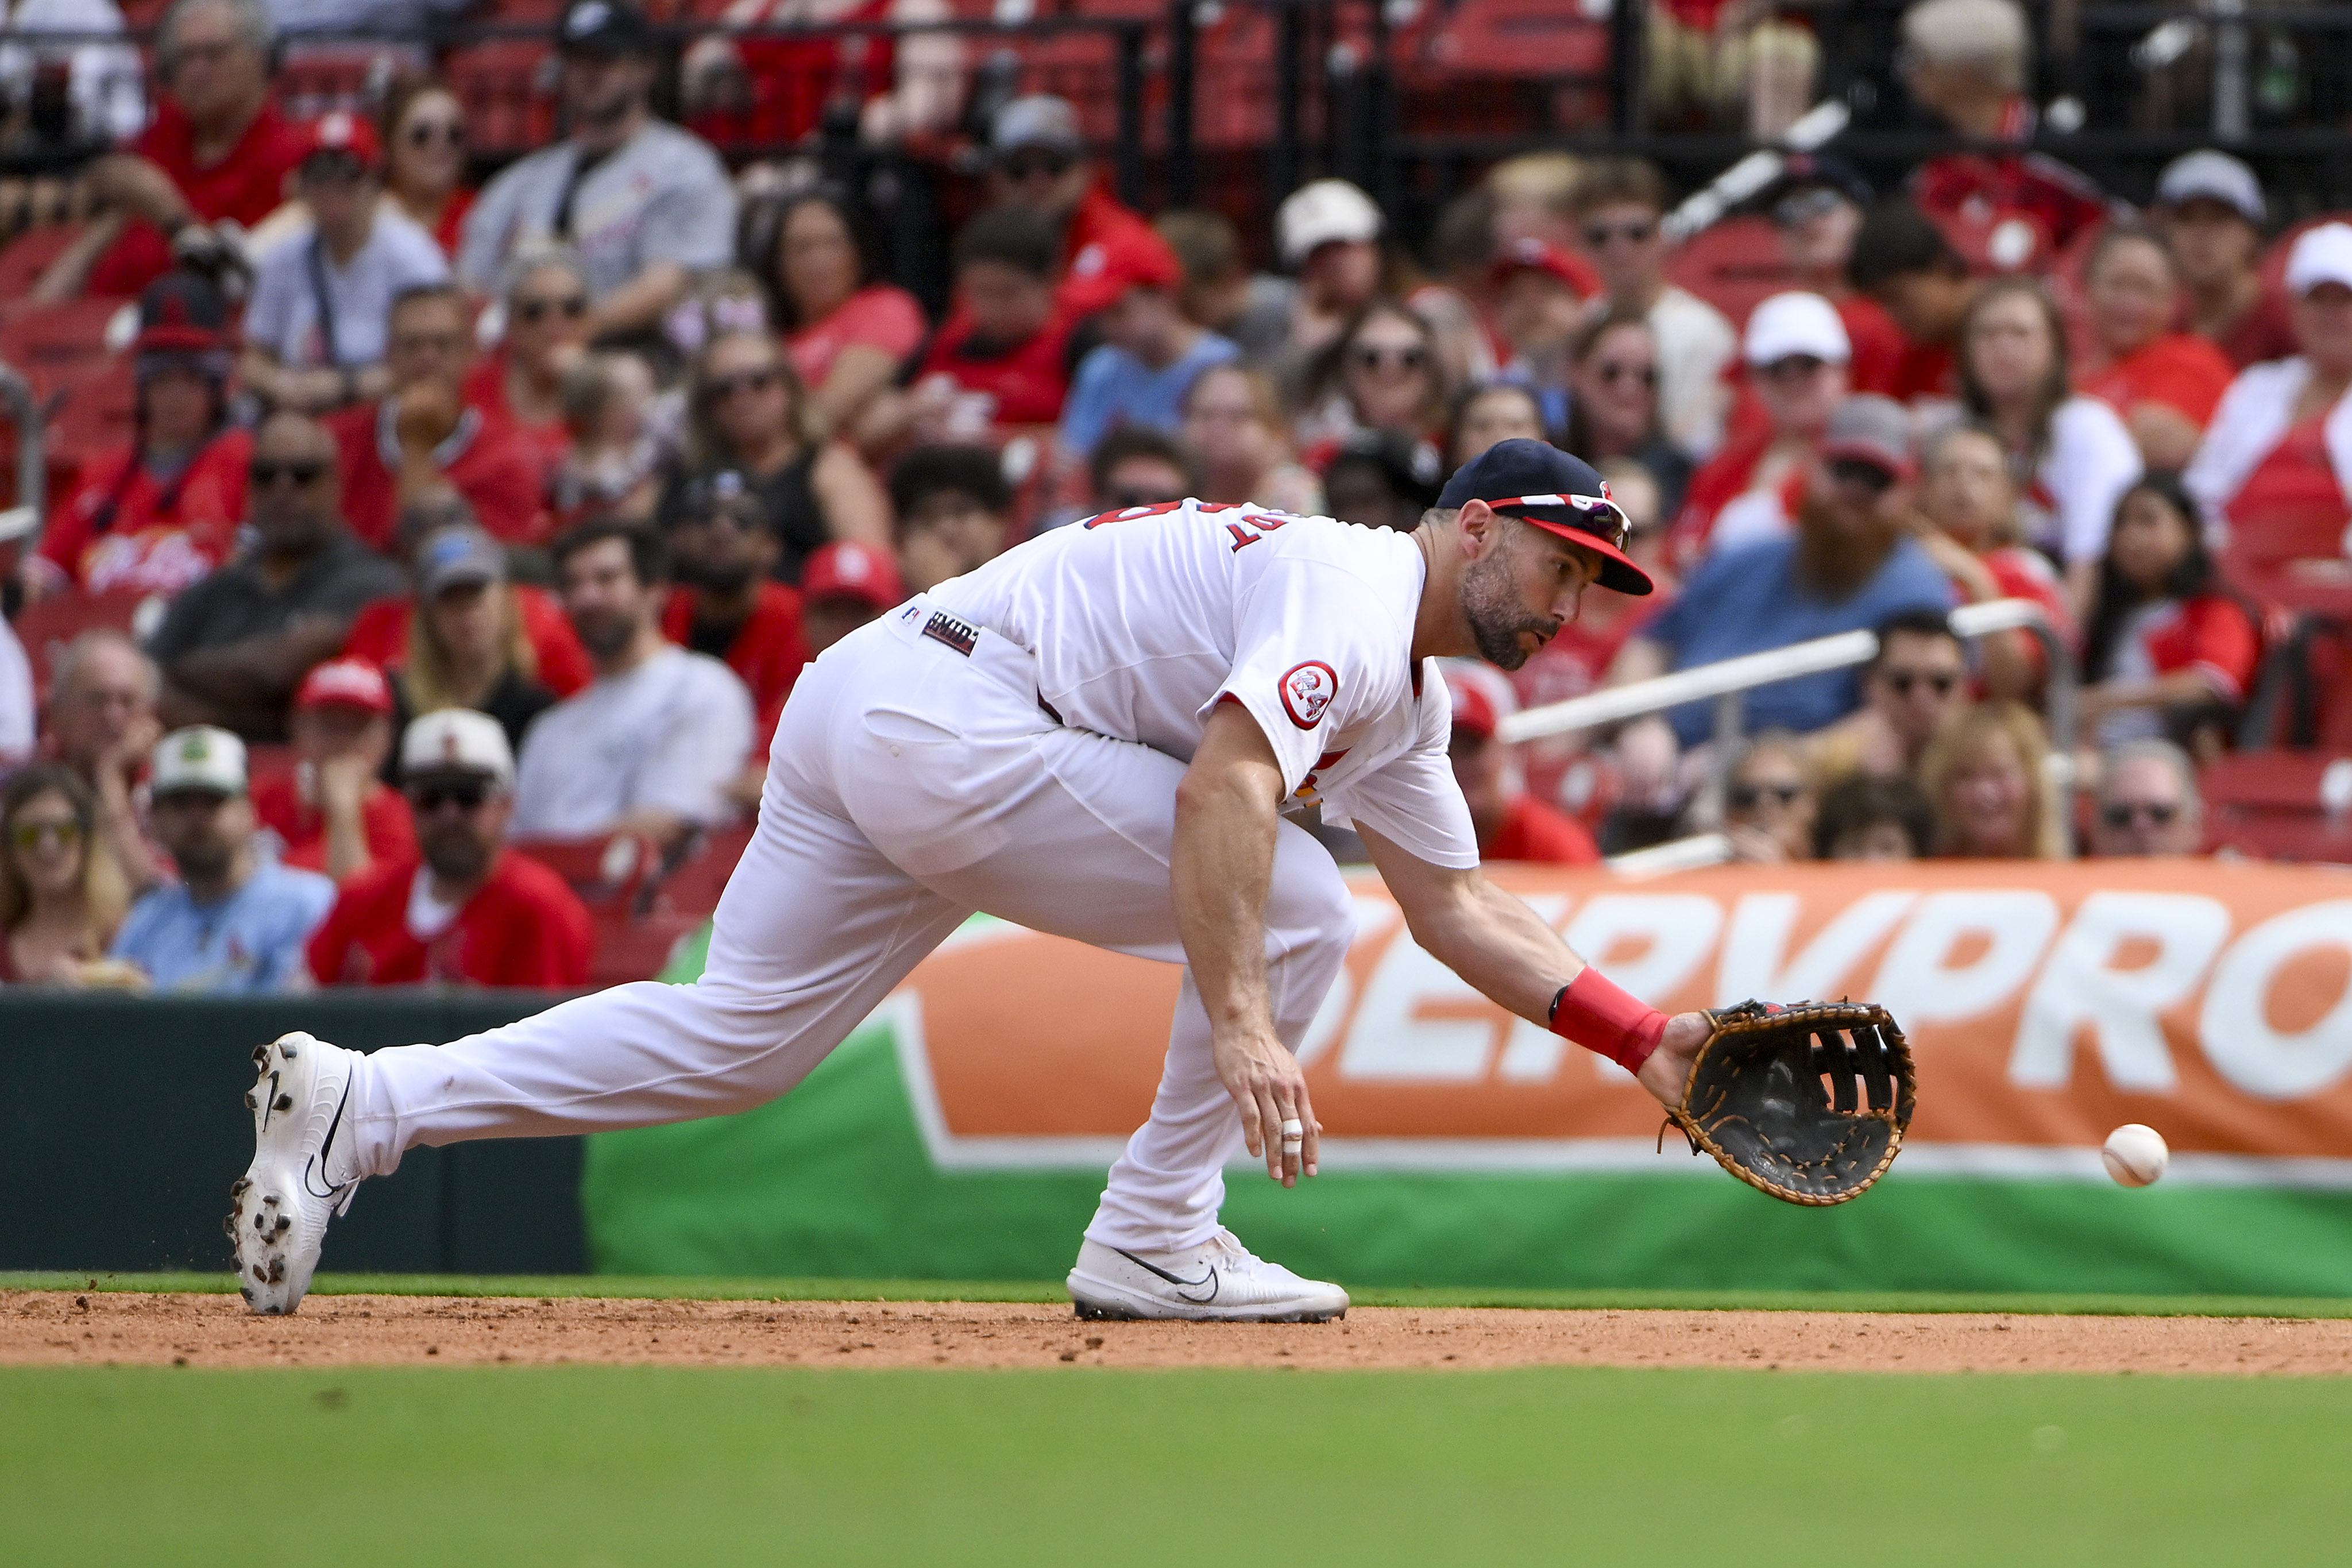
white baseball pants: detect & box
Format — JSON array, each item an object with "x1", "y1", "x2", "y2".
[{"x1": 343, "y1": 601, "x2": 1355, "y2": 1252}]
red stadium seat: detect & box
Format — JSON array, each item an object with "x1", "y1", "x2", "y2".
[
  {"x1": 1411, "y1": 0, "x2": 1609, "y2": 80},
  {"x1": 2201, "y1": 750, "x2": 2352, "y2": 863},
  {"x1": 1664, "y1": 215, "x2": 1798, "y2": 329},
  {"x1": 0, "y1": 225, "x2": 86, "y2": 300},
  {"x1": 650, "y1": 820, "x2": 754, "y2": 917},
  {"x1": 515, "y1": 832, "x2": 667, "y2": 916},
  {"x1": 589, "y1": 909, "x2": 705, "y2": 987},
  {"x1": 6, "y1": 589, "x2": 148, "y2": 695}
]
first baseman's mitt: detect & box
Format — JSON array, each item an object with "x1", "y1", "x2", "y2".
[{"x1": 1665, "y1": 1000, "x2": 1914, "y2": 1206}]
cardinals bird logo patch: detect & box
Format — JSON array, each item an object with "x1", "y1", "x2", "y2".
[{"x1": 1279, "y1": 661, "x2": 1338, "y2": 728}]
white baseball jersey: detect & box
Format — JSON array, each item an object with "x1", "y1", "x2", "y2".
[{"x1": 929, "y1": 499, "x2": 1478, "y2": 870}]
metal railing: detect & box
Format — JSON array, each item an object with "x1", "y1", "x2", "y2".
[{"x1": 0, "y1": 361, "x2": 42, "y2": 550}]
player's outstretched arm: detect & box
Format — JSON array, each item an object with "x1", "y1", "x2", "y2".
[
  {"x1": 1358, "y1": 823, "x2": 1709, "y2": 1108},
  {"x1": 1173, "y1": 701, "x2": 1322, "y2": 1186}
]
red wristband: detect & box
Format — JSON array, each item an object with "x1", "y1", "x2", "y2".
[{"x1": 1548, "y1": 968, "x2": 1668, "y2": 1073}]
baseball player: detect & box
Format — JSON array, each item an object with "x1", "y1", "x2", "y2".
[{"x1": 232, "y1": 440, "x2": 1717, "y2": 1320}]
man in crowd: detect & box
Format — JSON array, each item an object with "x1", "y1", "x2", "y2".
[
  {"x1": 457, "y1": 0, "x2": 736, "y2": 343},
  {"x1": 328, "y1": 284, "x2": 548, "y2": 551},
  {"x1": 1322, "y1": 430, "x2": 1444, "y2": 535},
  {"x1": 1443, "y1": 666, "x2": 1599, "y2": 865},
  {"x1": 1087, "y1": 427, "x2": 1198, "y2": 513},
  {"x1": 2089, "y1": 739, "x2": 2205, "y2": 857},
  {"x1": 986, "y1": 93, "x2": 1166, "y2": 322},
  {"x1": 1808, "y1": 609, "x2": 1971, "y2": 783},
  {"x1": 1905, "y1": 419, "x2": 2071, "y2": 697},
  {"x1": 37, "y1": 0, "x2": 307, "y2": 301},
  {"x1": 1672, "y1": 290, "x2": 1851, "y2": 565},
  {"x1": 1569, "y1": 157, "x2": 1736, "y2": 458},
  {"x1": 242, "y1": 111, "x2": 450, "y2": 416},
  {"x1": 1766, "y1": 156, "x2": 1906, "y2": 395},
  {"x1": 146, "y1": 410, "x2": 406, "y2": 741},
  {"x1": 1057, "y1": 248, "x2": 1237, "y2": 462},
  {"x1": 1276, "y1": 177, "x2": 1387, "y2": 360},
  {"x1": 1609, "y1": 395, "x2": 1955, "y2": 801},
  {"x1": 111, "y1": 724, "x2": 337, "y2": 991},
  {"x1": 250, "y1": 658, "x2": 416, "y2": 885},
  {"x1": 509, "y1": 521, "x2": 753, "y2": 851},
  {"x1": 1848, "y1": 201, "x2": 1979, "y2": 408},
  {"x1": 2153, "y1": 150, "x2": 2297, "y2": 369},
  {"x1": 309, "y1": 709, "x2": 593, "y2": 987},
  {"x1": 658, "y1": 469, "x2": 808, "y2": 722},
  {"x1": 39, "y1": 630, "x2": 167, "y2": 893},
  {"x1": 799, "y1": 540, "x2": 904, "y2": 659},
  {"x1": 891, "y1": 445, "x2": 1013, "y2": 598},
  {"x1": 1154, "y1": 208, "x2": 1299, "y2": 367}
]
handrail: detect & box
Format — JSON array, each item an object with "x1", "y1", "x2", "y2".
[{"x1": 0, "y1": 361, "x2": 41, "y2": 550}]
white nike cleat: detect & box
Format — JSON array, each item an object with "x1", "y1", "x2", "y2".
[
  {"x1": 1067, "y1": 1229, "x2": 1348, "y2": 1323},
  {"x1": 226, "y1": 1032, "x2": 361, "y2": 1315}
]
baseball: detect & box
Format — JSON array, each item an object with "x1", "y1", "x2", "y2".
[{"x1": 2102, "y1": 1124, "x2": 2169, "y2": 1187}]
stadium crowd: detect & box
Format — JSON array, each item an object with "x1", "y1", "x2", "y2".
[{"x1": 0, "y1": 0, "x2": 2341, "y2": 992}]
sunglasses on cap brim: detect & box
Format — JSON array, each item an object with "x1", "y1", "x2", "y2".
[{"x1": 1483, "y1": 492, "x2": 1633, "y2": 553}]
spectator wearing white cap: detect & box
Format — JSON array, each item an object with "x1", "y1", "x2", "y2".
[
  {"x1": 307, "y1": 708, "x2": 591, "y2": 988},
  {"x1": 1669, "y1": 292, "x2": 1851, "y2": 568},
  {"x1": 2153, "y1": 150, "x2": 2297, "y2": 370},
  {"x1": 110, "y1": 725, "x2": 336, "y2": 992},
  {"x1": 1277, "y1": 178, "x2": 1388, "y2": 360},
  {"x1": 2183, "y1": 222, "x2": 2352, "y2": 600}
]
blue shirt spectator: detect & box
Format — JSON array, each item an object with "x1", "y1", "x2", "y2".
[
  {"x1": 1059, "y1": 331, "x2": 1238, "y2": 459},
  {"x1": 109, "y1": 724, "x2": 337, "y2": 992}
]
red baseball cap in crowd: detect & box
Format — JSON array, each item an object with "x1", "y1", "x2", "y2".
[
  {"x1": 133, "y1": 269, "x2": 232, "y2": 357},
  {"x1": 1436, "y1": 438, "x2": 1654, "y2": 596},
  {"x1": 295, "y1": 659, "x2": 394, "y2": 716},
  {"x1": 298, "y1": 110, "x2": 381, "y2": 173},
  {"x1": 1489, "y1": 237, "x2": 1601, "y2": 298},
  {"x1": 1446, "y1": 675, "x2": 1500, "y2": 742},
  {"x1": 801, "y1": 541, "x2": 905, "y2": 611}
]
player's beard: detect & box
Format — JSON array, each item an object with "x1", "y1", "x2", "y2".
[{"x1": 1459, "y1": 535, "x2": 1558, "y2": 672}]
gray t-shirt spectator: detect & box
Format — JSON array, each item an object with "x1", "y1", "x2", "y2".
[
  {"x1": 508, "y1": 646, "x2": 752, "y2": 839},
  {"x1": 145, "y1": 535, "x2": 406, "y2": 668},
  {"x1": 246, "y1": 208, "x2": 450, "y2": 370},
  {"x1": 456, "y1": 120, "x2": 736, "y2": 304}
]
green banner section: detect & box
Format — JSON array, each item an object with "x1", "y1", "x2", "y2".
[{"x1": 582, "y1": 1007, "x2": 2352, "y2": 1297}]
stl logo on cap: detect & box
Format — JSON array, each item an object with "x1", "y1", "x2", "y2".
[
  {"x1": 1279, "y1": 661, "x2": 1338, "y2": 729},
  {"x1": 835, "y1": 547, "x2": 871, "y2": 581},
  {"x1": 320, "y1": 111, "x2": 355, "y2": 148}
]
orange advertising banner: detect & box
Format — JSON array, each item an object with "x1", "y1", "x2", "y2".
[{"x1": 889, "y1": 859, "x2": 2352, "y2": 1183}]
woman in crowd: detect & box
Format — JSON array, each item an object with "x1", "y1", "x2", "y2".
[
  {"x1": 2077, "y1": 223, "x2": 2235, "y2": 471},
  {"x1": 1447, "y1": 382, "x2": 1549, "y2": 470},
  {"x1": 1180, "y1": 364, "x2": 1320, "y2": 516},
  {"x1": 2183, "y1": 222, "x2": 2352, "y2": 600},
  {"x1": 1907, "y1": 420, "x2": 2075, "y2": 701},
  {"x1": 377, "y1": 78, "x2": 474, "y2": 260},
  {"x1": 1812, "y1": 773, "x2": 1936, "y2": 861},
  {"x1": 669, "y1": 329, "x2": 892, "y2": 583},
  {"x1": 1561, "y1": 307, "x2": 1693, "y2": 522},
  {"x1": 388, "y1": 529, "x2": 558, "y2": 766},
  {"x1": 1297, "y1": 299, "x2": 1452, "y2": 453},
  {"x1": 0, "y1": 766, "x2": 133, "y2": 987},
  {"x1": 1720, "y1": 732, "x2": 1819, "y2": 864},
  {"x1": 464, "y1": 250, "x2": 595, "y2": 485},
  {"x1": 1955, "y1": 278, "x2": 2141, "y2": 607},
  {"x1": 747, "y1": 186, "x2": 928, "y2": 440},
  {"x1": 2079, "y1": 474, "x2": 2261, "y2": 756},
  {"x1": 1919, "y1": 700, "x2": 2067, "y2": 859}
]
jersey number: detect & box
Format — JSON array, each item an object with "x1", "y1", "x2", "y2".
[{"x1": 1082, "y1": 499, "x2": 1299, "y2": 553}]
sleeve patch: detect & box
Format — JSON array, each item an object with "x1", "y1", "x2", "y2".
[{"x1": 1279, "y1": 661, "x2": 1339, "y2": 729}]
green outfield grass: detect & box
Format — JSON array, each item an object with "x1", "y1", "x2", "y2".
[
  {"x1": 7, "y1": 1270, "x2": 2352, "y2": 1318},
  {"x1": 3, "y1": 1362, "x2": 2345, "y2": 1566}
]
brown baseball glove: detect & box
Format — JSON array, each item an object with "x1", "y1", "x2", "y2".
[{"x1": 1664, "y1": 999, "x2": 1915, "y2": 1206}]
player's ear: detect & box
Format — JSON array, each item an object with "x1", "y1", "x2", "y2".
[{"x1": 1454, "y1": 499, "x2": 1497, "y2": 557}]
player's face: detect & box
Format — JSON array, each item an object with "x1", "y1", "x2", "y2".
[{"x1": 1459, "y1": 517, "x2": 1596, "y2": 671}]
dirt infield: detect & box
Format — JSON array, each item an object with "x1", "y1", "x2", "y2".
[{"x1": 7, "y1": 1291, "x2": 2352, "y2": 1373}]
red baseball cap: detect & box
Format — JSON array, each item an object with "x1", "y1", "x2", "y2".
[
  {"x1": 1490, "y1": 237, "x2": 1601, "y2": 298},
  {"x1": 298, "y1": 110, "x2": 382, "y2": 172},
  {"x1": 801, "y1": 541, "x2": 905, "y2": 611},
  {"x1": 1446, "y1": 675, "x2": 1500, "y2": 741},
  {"x1": 295, "y1": 659, "x2": 393, "y2": 716}
]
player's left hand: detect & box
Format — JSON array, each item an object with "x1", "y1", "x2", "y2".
[
  {"x1": 1211, "y1": 1022, "x2": 1320, "y2": 1187},
  {"x1": 1635, "y1": 1011, "x2": 1713, "y2": 1110}
]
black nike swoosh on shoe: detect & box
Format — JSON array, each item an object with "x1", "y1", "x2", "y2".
[
  {"x1": 260, "y1": 1070, "x2": 280, "y2": 1133},
  {"x1": 1114, "y1": 1249, "x2": 1219, "y2": 1304},
  {"x1": 301, "y1": 1079, "x2": 354, "y2": 1202}
]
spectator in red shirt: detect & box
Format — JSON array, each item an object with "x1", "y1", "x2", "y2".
[
  {"x1": 2080, "y1": 474, "x2": 2261, "y2": 756},
  {"x1": 251, "y1": 658, "x2": 415, "y2": 885},
  {"x1": 384, "y1": 525, "x2": 561, "y2": 770},
  {"x1": 1442, "y1": 664, "x2": 1600, "y2": 866},
  {"x1": 1670, "y1": 292, "x2": 1849, "y2": 569},
  {"x1": 22, "y1": 270, "x2": 250, "y2": 601},
  {"x1": 342, "y1": 504, "x2": 593, "y2": 702},
  {"x1": 1848, "y1": 200, "x2": 1978, "y2": 411},
  {"x1": 377, "y1": 79, "x2": 474, "y2": 262},
  {"x1": 658, "y1": 469, "x2": 808, "y2": 721},
  {"x1": 799, "y1": 539, "x2": 903, "y2": 658},
  {"x1": 327, "y1": 283, "x2": 551, "y2": 552},
  {"x1": 463, "y1": 250, "x2": 593, "y2": 490},
  {"x1": 878, "y1": 206, "x2": 1076, "y2": 441},
  {"x1": 309, "y1": 708, "x2": 591, "y2": 988},
  {"x1": 747, "y1": 185, "x2": 928, "y2": 440},
  {"x1": 2078, "y1": 223, "x2": 2236, "y2": 470},
  {"x1": 986, "y1": 94, "x2": 1164, "y2": 323},
  {"x1": 36, "y1": 0, "x2": 308, "y2": 303},
  {"x1": 2153, "y1": 151, "x2": 2297, "y2": 371}
]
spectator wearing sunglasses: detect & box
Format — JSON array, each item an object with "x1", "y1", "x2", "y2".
[
  {"x1": 1721, "y1": 733, "x2": 1819, "y2": 864},
  {"x1": 1810, "y1": 609, "x2": 1971, "y2": 785},
  {"x1": 1606, "y1": 396, "x2": 1955, "y2": 806},
  {"x1": 658, "y1": 469, "x2": 808, "y2": 722},
  {"x1": 1764, "y1": 159, "x2": 1907, "y2": 398},
  {"x1": 382, "y1": 524, "x2": 561, "y2": 769},
  {"x1": 1298, "y1": 300, "x2": 1454, "y2": 456},
  {"x1": 327, "y1": 284, "x2": 551, "y2": 553},
  {"x1": 243, "y1": 113, "x2": 451, "y2": 418},
  {"x1": 377, "y1": 78, "x2": 473, "y2": 260},
  {"x1": 465, "y1": 251, "x2": 596, "y2": 490},
  {"x1": 0, "y1": 766, "x2": 134, "y2": 987},
  {"x1": 1562, "y1": 307, "x2": 1693, "y2": 524},
  {"x1": 145, "y1": 410, "x2": 404, "y2": 741},
  {"x1": 986, "y1": 94, "x2": 1164, "y2": 322},
  {"x1": 1669, "y1": 292, "x2": 1850, "y2": 569},
  {"x1": 1568, "y1": 157, "x2": 1736, "y2": 460},
  {"x1": 2088, "y1": 739, "x2": 2204, "y2": 858},
  {"x1": 309, "y1": 708, "x2": 591, "y2": 988}
]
